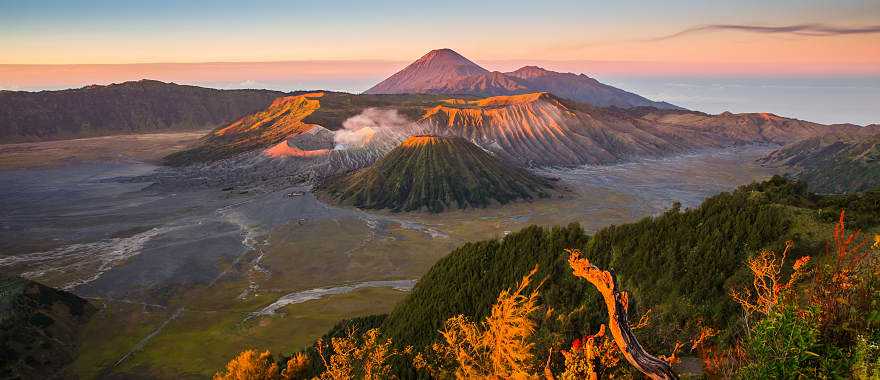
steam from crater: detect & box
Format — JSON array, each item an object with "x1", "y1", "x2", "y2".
[{"x1": 334, "y1": 108, "x2": 414, "y2": 149}]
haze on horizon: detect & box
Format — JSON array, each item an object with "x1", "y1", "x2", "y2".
[{"x1": 1, "y1": 0, "x2": 879, "y2": 125}]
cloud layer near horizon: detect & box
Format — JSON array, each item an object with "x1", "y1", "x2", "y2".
[{"x1": 651, "y1": 23, "x2": 880, "y2": 41}]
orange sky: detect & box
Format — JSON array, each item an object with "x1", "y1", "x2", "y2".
[{"x1": 1, "y1": 1, "x2": 878, "y2": 90}]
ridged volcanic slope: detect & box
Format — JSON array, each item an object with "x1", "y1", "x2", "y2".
[{"x1": 319, "y1": 135, "x2": 554, "y2": 212}]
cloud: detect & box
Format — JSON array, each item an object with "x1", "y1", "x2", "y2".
[{"x1": 649, "y1": 23, "x2": 880, "y2": 41}]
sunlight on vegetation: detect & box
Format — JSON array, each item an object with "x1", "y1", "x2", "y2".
[{"x1": 216, "y1": 198, "x2": 879, "y2": 379}]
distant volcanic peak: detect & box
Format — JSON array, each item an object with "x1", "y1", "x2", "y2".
[
  {"x1": 415, "y1": 48, "x2": 486, "y2": 71},
  {"x1": 421, "y1": 48, "x2": 477, "y2": 63},
  {"x1": 402, "y1": 134, "x2": 444, "y2": 147},
  {"x1": 507, "y1": 65, "x2": 553, "y2": 79},
  {"x1": 364, "y1": 48, "x2": 489, "y2": 94}
]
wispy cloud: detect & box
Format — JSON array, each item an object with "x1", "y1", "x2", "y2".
[{"x1": 649, "y1": 23, "x2": 880, "y2": 41}]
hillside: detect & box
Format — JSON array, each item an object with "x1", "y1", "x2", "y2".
[
  {"x1": 1, "y1": 276, "x2": 94, "y2": 379},
  {"x1": 0, "y1": 80, "x2": 284, "y2": 143},
  {"x1": 506, "y1": 65, "x2": 681, "y2": 109},
  {"x1": 318, "y1": 135, "x2": 555, "y2": 212},
  {"x1": 760, "y1": 133, "x2": 880, "y2": 193},
  {"x1": 368, "y1": 177, "x2": 878, "y2": 373},
  {"x1": 416, "y1": 92, "x2": 861, "y2": 167},
  {"x1": 163, "y1": 92, "x2": 446, "y2": 165},
  {"x1": 380, "y1": 181, "x2": 801, "y2": 352},
  {"x1": 223, "y1": 176, "x2": 880, "y2": 378},
  {"x1": 364, "y1": 48, "x2": 679, "y2": 109},
  {"x1": 638, "y1": 110, "x2": 871, "y2": 144}
]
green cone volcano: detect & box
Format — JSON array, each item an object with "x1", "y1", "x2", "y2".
[{"x1": 319, "y1": 135, "x2": 554, "y2": 212}]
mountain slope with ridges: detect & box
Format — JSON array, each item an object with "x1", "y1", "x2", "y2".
[
  {"x1": 418, "y1": 92, "x2": 726, "y2": 166},
  {"x1": 318, "y1": 135, "x2": 555, "y2": 212}
]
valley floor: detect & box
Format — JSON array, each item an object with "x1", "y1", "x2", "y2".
[{"x1": 0, "y1": 135, "x2": 780, "y2": 379}]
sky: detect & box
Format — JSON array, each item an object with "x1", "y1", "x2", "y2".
[{"x1": 1, "y1": 0, "x2": 879, "y2": 123}]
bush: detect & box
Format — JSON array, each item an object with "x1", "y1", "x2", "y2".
[{"x1": 737, "y1": 306, "x2": 820, "y2": 379}]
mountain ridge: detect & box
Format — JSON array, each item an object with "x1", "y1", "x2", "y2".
[
  {"x1": 0, "y1": 79, "x2": 285, "y2": 143},
  {"x1": 364, "y1": 48, "x2": 680, "y2": 110}
]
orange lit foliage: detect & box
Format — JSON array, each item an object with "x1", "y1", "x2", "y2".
[
  {"x1": 416, "y1": 267, "x2": 542, "y2": 379},
  {"x1": 282, "y1": 353, "x2": 309, "y2": 380},
  {"x1": 810, "y1": 210, "x2": 878, "y2": 345},
  {"x1": 559, "y1": 325, "x2": 620, "y2": 380},
  {"x1": 729, "y1": 240, "x2": 811, "y2": 316},
  {"x1": 689, "y1": 324, "x2": 747, "y2": 378},
  {"x1": 214, "y1": 350, "x2": 308, "y2": 380},
  {"x1": 315, "y1": 328, "x2": 409, "y2": 380},
  {"x1": 213, "y1": 350, "x2": 280, "y2": 380}
]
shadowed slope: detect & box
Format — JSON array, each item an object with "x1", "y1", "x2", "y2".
[
  {"x1": 1, "y1": 276, "x2": 94, "y2": 379},
  {"x1": 319, "y1": 135, "x2": 554, "y2": 212},
  {"x1": 0, "y1": 80, "x2": 283, "y2": 143}
]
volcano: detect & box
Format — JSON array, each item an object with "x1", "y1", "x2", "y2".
[
  {"x1": 319, "y1": 135, "x2": 554, "y2": 212},
  {"x1": 364, "y1": 48, "x2": 679, "y2": 109}
]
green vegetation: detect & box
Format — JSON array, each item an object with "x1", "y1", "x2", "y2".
[
  {"x1": 379, "y1": 177, "x2": 813, "y2": 357},
  {"x1": 0, "y1": 275, "x2": 94, "y2": 379},
  {"x1": 737, "y1": 306, "x2": 823, "y2": 378},
  {"x1": 215, "y1": 176, "x2": 880, "y2": 378},
  {"x1": 741, "y1": 175, "x2": 880, "y2": 229},
  {"x1": 320, "y1": 136, "x2": 555, "y2": 213},
  {"x1": 762, "y1": 134, "x2": 880, "y2": 194}
]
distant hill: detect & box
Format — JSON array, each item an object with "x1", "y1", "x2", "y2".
[
  {"x1": 318, "y1": 135, "x2": 555, "y2": 212},
  {"x1": 0, "y1": 80, "x2": 284, "y2": 143},
  {"x1": 363, "y1": 48, "x2": 680, "y2": 109},
  {"x1": 761, "y1": 133, "x2": 880, "y2": 193},
  {"x1": 0, "y1": 276, "x2": 94, "y2": 379},
  {"x1": 638, "y1": 110, "x2": 872, "y2": 145}
]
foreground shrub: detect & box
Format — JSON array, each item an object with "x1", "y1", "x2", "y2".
[
  {"x1": 214, "y1": 350, "x2": 280, "y2": 380},
  {"x1": 415, "y1": 267, "x2": 543, "y2": 378},
  {"x1": 737, "y1": 306, "x2": 821, "y2": 379}
]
